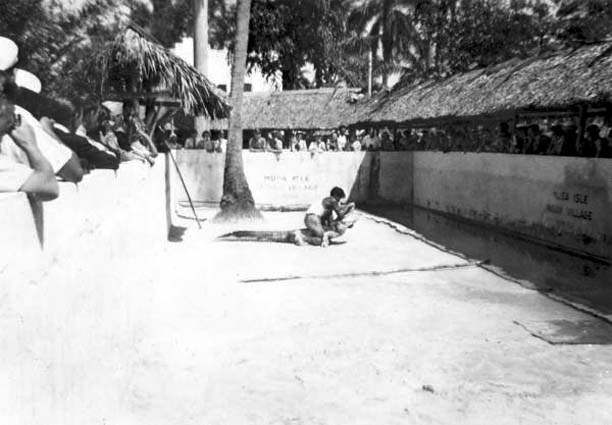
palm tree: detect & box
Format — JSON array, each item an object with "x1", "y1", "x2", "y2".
[
  {"x1": 348, "y1": 0, "x2": 419, "y2": 87},
  {"x1": 214, "y1": 0, "x2": 262, "y2": 222}
]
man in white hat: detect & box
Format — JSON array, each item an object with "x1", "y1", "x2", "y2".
[
  {"x1": 0, "y1": 37, "x2": 83, "y2": 183},
  {"x1": 0, "y1": 37, "x2": 18, "y2": 72},
  {"x1": 0, "y1": 91, "x2": 58, "y2": 198}
]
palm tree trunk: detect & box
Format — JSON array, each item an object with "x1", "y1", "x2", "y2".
[
  {"x1": 193, "y1": 0, "x2": 210, "y2": 135},
  {"x1": 214, "y1": 0, "x2": 262, "y2": 222},
  {"x1": 381, "y1": 0, "x2": 392, "y2": 88}
]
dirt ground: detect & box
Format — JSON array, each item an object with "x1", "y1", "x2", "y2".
[{"x1": 6, "y1": 211, "x2": 612, "y2": 425}]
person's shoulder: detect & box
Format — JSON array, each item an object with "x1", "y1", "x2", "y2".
[{"x1": 322, "y1": 196, "x2": 337, "y2": 206}]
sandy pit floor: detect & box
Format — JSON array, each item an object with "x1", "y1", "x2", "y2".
[{"x1": 5, "y1": 210, "x2": 612, "y2": 425}]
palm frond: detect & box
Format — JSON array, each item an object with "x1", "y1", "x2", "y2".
[{"x1": 99, "y1": 24, "x2": 230, "y2": 119}]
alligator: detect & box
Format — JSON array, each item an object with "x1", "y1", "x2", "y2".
[{"x1": 217, "y1": 219, "x2": 355, "y2": 246}]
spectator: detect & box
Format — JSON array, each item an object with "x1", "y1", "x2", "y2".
[
  {"x1": 583, "y1": 125, "x2": 611, "y2": 158},
  {"x1": 328, "y1": 131, "x2": 339, "y2": 151},
  {"x1": 266, "y1": 131, "x2": 283, "y2": 153},
  {"x1": 351, "y1": 134, "x2": 362, "y2": 151},
  {"x1": 248, "y1": 130, "x2": 266, "y2": 151},
  {"x1": 0, "y1": 67, "x2": 83, "y2": 182},
  {"x1": 524, "y1": 124, "x2": 550, "y2": 155},
  {"x1": 160, "y1": 120, "x2": 182, "y2": 150},
  {"x1": 362, "y1": 128, "x2": 380, "y2": 151},
  {"x1": 337, "y1": 126, "x2": 348, "y2": 151},
  {"x1": 308, "y1": 137, "x2": 319, "y2": 154},
  {"x1": 212, "y1": 130, "x2": 227, "y2": 153},
  {"x1": 381, "y1": 131, "x2": 395, "y2": 151},
  {"x1": 396, "y1": 130, "x2": 409, "y2": 151},
  {"x1": 0, "y1": 94, "x2": 58, "y2": 199},
  {"x1": 184, "y1": 129, "x2": 200, "y2": 149},
  {"x1": 422, "y1": 129, "x2": 437, "y2": 151},
  {"x1": 406, "y1": 129, "x2": 420, "y2": 151},
  {"x1": 318, "y1": 136, "x2": 327, "y2": 152},
  {"x1": 547, "y1": 125, "x2": 566, "y2": 156},
  {"x1": 97, "y1": 117, "x2": 143, "y2": 162},
  {"x1": 123, "y1": 100, "x2": 158, "y2": 165},
  {"x1": 47, "y1": 117, "x2": 119, "y2": 170},
  {"x1": 297, "y1": 132, "x2": 307, "y2": 151},
  {"x1": 201, "y1": 131, "x2": 214, "y2": 152},
  {"x1": 289, "y1": 131, "x2": 299, "y2": 151},
  {"x1": 493, "y1": 122, "x2": 513, "y2": 153}
]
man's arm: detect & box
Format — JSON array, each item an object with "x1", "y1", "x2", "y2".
[
  {"x1": 57, "y1": 152, "x2": 84, "y2": 183},
  {"x1": 137, "y1": 128, "x2": 159, "y2": 157},
  {"x1": 11, "y1": 124, "x2": 59, "y2": 200},
  {"x1": 329, "y1": 198, "x2": 355, "y2": 220},
  {"x1": 37, "y1": 117, "x2": 84, "y2": 182}
]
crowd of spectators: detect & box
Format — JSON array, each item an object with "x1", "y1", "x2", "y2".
[
  {"x1": 240, "y1": 121, "x2": 612, "y2": 158},
  {"x1": 1, "y1": 34, "x2": 610, "y2": 202},
  {"x1": 0, "y1": 37, "x2": 161, "y2": 201},
  {"x1": 180, "y1": 129, "x2": 227, "y2": 152}
]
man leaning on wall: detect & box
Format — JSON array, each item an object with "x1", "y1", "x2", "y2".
[
  {"x1": 0, "y1": 37, "x2": 83, "y2": 184},
  {"x1": 0, "y1": 92, "x2": 58, "y2": 200}
]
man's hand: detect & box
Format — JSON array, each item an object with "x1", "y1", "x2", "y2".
[{"x1": 11, "y1": 122, "x2": 37, "y2": 150}]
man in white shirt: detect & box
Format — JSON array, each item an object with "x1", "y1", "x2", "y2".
[
  {"x1": 337, "y1": 126, "x2": 348, "y2": 151},
  {"x1": 362, "y1": 128, "x2": 381, "y2": 151},
  {"x1": 0, "y1": 38, "x2": 83, "y2": 182},
  {"x1": 0, "y1": 95, "x2": 58, "y2": 199}
]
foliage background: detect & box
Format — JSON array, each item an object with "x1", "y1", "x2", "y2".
[{"x1": 1, "y1": 0, "x2": 611, "y2": 110}]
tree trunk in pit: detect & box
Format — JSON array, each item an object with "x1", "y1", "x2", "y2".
[{"x1": 214, "y1": 0, "x2": 262, "y2": 222}]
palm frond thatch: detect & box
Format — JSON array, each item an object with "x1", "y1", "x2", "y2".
[
  {"x1": 354, "y1": 41, "x2": 612, "y2": 126},
  {"x1": 100, "y1": 24, "x2": 230, "y2": 119},
  {"x1": 211, "y1": 87, "x2": 363, "y2": 130}
]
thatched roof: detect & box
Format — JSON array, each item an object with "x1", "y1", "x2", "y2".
[
  {"x1": 212, "y1": 87, "x2": 363, "y2": 130},
  {"x1": 355, "y1": 41, "x2": 612, "y2": 126},
  {"x1": 101, "y1": 25, "x2": 230, "y2": 119}
]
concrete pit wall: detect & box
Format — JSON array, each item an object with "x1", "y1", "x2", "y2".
[
  {"x1": 172, "y1": 150, "x2": 610, "y2": 261},
  {"x1": 172, "y1": 150, "x2": 372, "y2": 209},
  {"x1": 1, "y1": 159, "x2": 167, "y2": 280},
  {"x1": 376, "y1": 152, "x2": 612, "y2": 261},
  {"x1": 0, "y1": 160, "x2": 168, "y2": 424}
]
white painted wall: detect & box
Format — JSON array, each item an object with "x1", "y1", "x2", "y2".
[
  {"x1": 377, "y1": 152, "x2": 612, "y2": 260},
  {"x1": 171, "y1": 150, "x2": 371, "y2": 209}
]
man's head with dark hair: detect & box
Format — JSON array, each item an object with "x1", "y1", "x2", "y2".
[
  {"x1": 528, "y1": 124, "x2": 540, "y2": 136},
  {"x1": 586, "y1": 124, "x2": 600, "y2": 140},
  {"x1": 330, "y1": 186, "x2": 346, "y2": 200},
  {"x1": 550, "y1": 125, "x2": 564, "y2": 138}
]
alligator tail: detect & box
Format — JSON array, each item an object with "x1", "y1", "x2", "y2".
[{"x1": 217, "y1": 230, "x2": 295, "y2": 243}]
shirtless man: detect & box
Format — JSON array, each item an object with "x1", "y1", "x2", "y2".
[{"x1": 296, "y1": 186, "x2": 355, "y2": 247}]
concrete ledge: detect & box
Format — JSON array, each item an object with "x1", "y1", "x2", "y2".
[{"x1": 0, "y1": 159, "x2": 168, "y2": 282}]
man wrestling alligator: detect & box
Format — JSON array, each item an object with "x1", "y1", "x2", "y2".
[{"x1": 218, "y1": 186, "x2": 356, "y2": 247}]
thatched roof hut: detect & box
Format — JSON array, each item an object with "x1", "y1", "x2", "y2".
[
  {"x1": 212, "y1": 87, "x2": 363, "y2": 131},
  {"x1": 101, "y1": 24, "x2": 230, "y2": 119},
  {"x1": 355, "y1": 41, "x2": 612, "y2": 127}
]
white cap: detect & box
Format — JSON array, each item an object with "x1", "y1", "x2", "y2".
[
  {"x1": 102, "y1": 100, "x2": 123, "y2": 116},
  {"x1": 14, "y1": 68, "x2": 41, "y2": 93},
  {"x1": 0, "y1": 37, "x2": 18, "y2": 71}
]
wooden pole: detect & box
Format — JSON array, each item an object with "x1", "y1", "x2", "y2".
[{"x1": 165, "y1": 143, "x2": 202, "y2": 229}]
